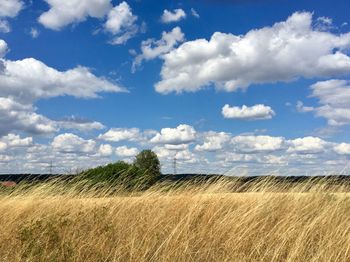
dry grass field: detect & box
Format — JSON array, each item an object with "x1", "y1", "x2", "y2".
[{"x1": 0, "y1": 178, "x2": 350, "y2": 262}]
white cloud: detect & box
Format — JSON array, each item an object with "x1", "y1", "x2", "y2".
[
  {"x1": 315, "y1": 16, "x2": 333, "y2": 31},
  {"x1": 98, "y1": 144, "x2": 113, "y2": 156},
  {"x1": 0, "y1": 127, "x2": 349, "y2": 175},
  {"x1": 220, "y1": 152, "x2": 255, "y2": 163},
  {"x1": 0, "y1": 1, "x2": 22, "y2": 35},
  {"x1": 260, "y1": 155, "x2": 288, "y2": 165},
  {"x1": 104, "y1": 2, "x2": 136, "y2": 34},
  {"x1": 231, "y1": 135, "x2": 284, "y2": 153},
  {"x1": 57, "y1": 116, "x2": 105, "y2": 131},
  {"x1": 333, "y1": 143, "x2": 350, "y2": 155},
  {"x1": 155, "y1": 12, "x2": 350, "y2": 94},
  {"x1": 191, "y1": 8, "x2": 200, "y2": 19},
  {"x1": 150, "y1": 124, "x2": 196, "y2": 145},
  {"x1": 0, "y1": 39, "x2": 8, "y2": 58},
  {"x1": 133, "y1": 27, "x2": 185, "y2": 71},
  {"x1": 29, "y1": 28, "x2": 39, "y2": 38},
  {"x1": 222, "y1": 104, "x2": 275, "y2": 120},
  {"x1": 98, "y1": 128, "x2": 140, "y2": 142},
  {"x1": 195, "y1": 131, "x2": 230, "y2": 152},
  {"x1": 311, "y1": 80, "x2": 350, "y2": 109},
  {"x1": 175, "y1": 149, "x2": 196, "y2": 162},
  {"x1": 38, "y1": 0, "x2": 112, "y2": 30},
  {"x1": 0, "y1": 97, "x2": 57, "y2": 136},
  {"x1": 38, "y1": 1, "x2": 140, "y2": 43},
  {"x1": 115, "y1": 145, "x2": 138, "y2": 157},
  {"x1": 287, "y1": 136, "x2": 327, "y2": 154},
  {"x1": 1, "y1": 133, "x2": 32, "y2": 147},
  {"x1": 309, "y1": 79, "x2": 350, "y2": 126},
  {"x1": 0, "y1": 0, "x2": 23, "y2": 18},
  {"x1": 161, "y1": 9, "x2": 186, "y2": 23},
  {"x1": 153, "y1": 145, "x2": 196, "y2": 163},
  {"x1": 109, "y1": 27, "x2": 138, "y2": 45},
  {"x1": 317, "y1": 16, "x2": 332, "y2": 25},
  {"x1": 52, "y1": 133, "x2": 96, "y2": 153},
  {"x1": 296, "y1": 101, "x2": 314, "y2": 113},
  {"x1": 164, "y1": 144, "x2": 189, "y2": 150},
  {"x1": 0, "y1": 141, "x2": 7, "y2": 151},
  {"x1": 0, "y1": 43, "x2": 123, "y2": 136},
  {"x1": 0, "y1": 57, "x2": 124, "y2": 103},
  {"x1": 0, "y1": 20, "x2": 10, "y2": 33},
  {"x1": 104, "y1": 1, "x2": 138, "y2": 45}
]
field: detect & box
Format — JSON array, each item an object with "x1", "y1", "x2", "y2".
[{"x1": 0, "y1": 178, "x2": 350, "y2": 262}]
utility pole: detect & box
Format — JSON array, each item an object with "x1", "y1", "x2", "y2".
[
  {"x1": 49, "y1": 160, "x2": 53, "y2": 175},
  {"x1": 173, "y1": 153, "x2": 177, "y2": 176}
]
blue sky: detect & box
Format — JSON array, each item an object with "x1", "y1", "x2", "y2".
[{"x1": 0, "y1": 0, "x2": 350, "y2": 175}]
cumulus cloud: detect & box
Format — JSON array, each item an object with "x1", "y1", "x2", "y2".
[
  {"x1": 115, "y1": 145, "x2": 138, "y2": 157},
  {"x1": 52, "y1": 133, "x2": 96, "y2": 153},
  {"x1": 0, "y1": 40, "x2": 8, "y2": 58},
  {"x1": 0, "y1": 0, "x2": 23, "y2": 33},
  {"x1": 153, "y1": 145, "x2": 197, "y2": 164},
  {"x1": 133, "y1": 27, "x2": 185, "y2": 71},
  {"x1": 0, "y1": 0, "x2": 23, "y2": 18},
  {"x1": 0, "y1": 97, "x2": 57, "y2": 136},
  {"x1": 38, "y1": 0, "x2": 112, "y2": 30},
  {"x1": 333, "y1": 143, "x2": 350, "y2": 155},
  {"x1": 220, "y1": 152, "x2": 254, "y2": 163},
  {"x1": 104, "y1": 2, "x2": 135, "y2": 34},
  {"x1": 287, "y1": 136, "x2": 327, "y2": 154},
  {"x1": 222, "y1": 104, "x2": 275, "y2": 120},
  {"x1": 231, "y1": 135, "x2": 284, "y2": 153},
  {"x1": 0, "y1": 42, "x2": 123, "y2": 136},
  {"x1": 309, "y1": 79, "x2": 350, "y2": 126},
  {"x1": 1, "y1": 134, "x2": 32, "y2": 148},
  {"x1": 0, "y1": 58, "x2": 125, "y2": 103},
  {"x1": 155, "y1": 12, "x2": 350, "y2": 94},
  {"x1": 161, "y1": 9, "x2": 186, "y2": 23},
  {"x1": 104, "y1": 1, "x2": 139, "y2": 45},
  {"x1": 195, "y1": 131, "x2": 230, "y2": 151},
  {"x1": 0, "y1": 126, "x2": 349, "y2": 175},
  {"x1": 150, "y1": 124, "x2": 196, "y2": 145},
  {"x1": 98, "y1": 144, "x2": 113, "y2": 156},
  {"x1": 39, "y1": 1, "x2": 140, "y2": 43},
  {"x1": 98, "y1": 128, "x2": 141, "y2": 142}
]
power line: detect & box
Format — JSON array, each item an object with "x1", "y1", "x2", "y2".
[
  {"x1": 49, "y1": 160, "x2": 54, "y2": 175},
  {"x1": 173, "y1": 153, "x2": 177, "y2": 175}
]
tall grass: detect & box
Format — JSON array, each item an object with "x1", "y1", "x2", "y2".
[{"x1": 0, "y1": 177, "x2": 350, "y2": 261}]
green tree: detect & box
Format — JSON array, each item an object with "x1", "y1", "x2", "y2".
[{"x1": 133, "y1": 150, "x2": 161, "y2": 176}]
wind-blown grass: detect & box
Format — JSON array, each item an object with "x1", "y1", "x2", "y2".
[{"x1": 0, "y1": 177, "x2": 350, "y2": 261}]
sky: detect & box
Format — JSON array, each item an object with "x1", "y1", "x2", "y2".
[{"x1": 0, "y1": 0, "x2": 350, "y2": 175}]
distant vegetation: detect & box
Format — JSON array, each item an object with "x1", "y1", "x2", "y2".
[{"x1": 77, "y1": 149, "x2": 161, "y2": 190}]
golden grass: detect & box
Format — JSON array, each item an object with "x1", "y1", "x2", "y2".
[{"x1": 0, "y1": 178, "x2": 350, "y2": 262}]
